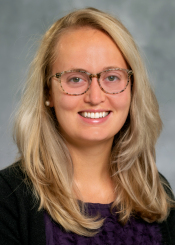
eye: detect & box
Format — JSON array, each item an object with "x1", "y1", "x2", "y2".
[
  {"x1": 105, "y1": 74, "x2": 120, "y2": 83},
  {"x1": 106, "y1": 75, "x2": 119, "y2": 82},
  {"x1": 64, "y1": 72, "x2": 88, "y2": 89},
  {"x1": 64, "y1": 72, "x2": 87, "y2": 84},
  {"x1": 70, "y1": 77, "x2": 81, "y2": 83}
]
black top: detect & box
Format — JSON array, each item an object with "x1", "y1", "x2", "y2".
[{"x1": 0, "y1": 162, "x2": 175, "y2": 245}]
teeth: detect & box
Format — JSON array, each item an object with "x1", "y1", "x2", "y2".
[
  {"x1": 95, "y1": 113, "x2": 99, "y2": 118},
  {"x1": 80, "y1": 111, "x2": 109, "y2": 119}
]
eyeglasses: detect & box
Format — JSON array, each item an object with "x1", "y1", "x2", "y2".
[{"x1": 50, "y1": 68, "x2": 133, "y2": 96}]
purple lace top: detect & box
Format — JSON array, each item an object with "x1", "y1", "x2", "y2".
[{"x1": 44, "y1": 202, "x2": 162, "y2": 245}]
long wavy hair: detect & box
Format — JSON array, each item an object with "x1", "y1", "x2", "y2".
[{"x1": 14, "y1": 7, "x2": 174, "y2": 236}]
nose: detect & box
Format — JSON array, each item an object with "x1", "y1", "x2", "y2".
[{"x1": 84, "y1": 77, "x2": 106, "y2": 105}]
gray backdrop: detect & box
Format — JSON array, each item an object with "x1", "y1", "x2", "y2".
[{"x1": 0, "y1": 0, "x2": 175, "y2": 191}]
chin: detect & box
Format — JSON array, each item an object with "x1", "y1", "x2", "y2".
[{"x1": 76, "y1": 133, "x2": 114, "y2": 145}]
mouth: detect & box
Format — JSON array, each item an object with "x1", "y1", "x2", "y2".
[{"x1": 78, "y1": 111, "x2": 110, "y2": 119}]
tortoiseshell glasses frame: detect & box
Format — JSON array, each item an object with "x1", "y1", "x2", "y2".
[{"x1": 49, "y1": 68, "x2": 133, "y2": 96}]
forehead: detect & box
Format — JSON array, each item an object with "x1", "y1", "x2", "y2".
[
  {"x1": 57, "y1": 27, "x2": 118, "y2": 53},
  {"x1": 53, "y1": 27, "x2": 127, "y2": 72}
]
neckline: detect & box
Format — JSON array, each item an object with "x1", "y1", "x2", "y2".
[{"x1": 81, "y1": 201, "x2": 113, "y2": 209}]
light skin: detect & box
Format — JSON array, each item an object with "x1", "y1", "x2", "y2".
[{"x1": 49, "y1": 27, "x2": 131, "y2": 203}]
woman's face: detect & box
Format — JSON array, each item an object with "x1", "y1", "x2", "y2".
[{"x1": 49, "y1": 28, "x2": 131, "y2": 146}]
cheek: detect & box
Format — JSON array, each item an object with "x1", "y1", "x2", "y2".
[
  {"x1": 111, "y1": 90, "x2": 131, "y2": 112},
  {"x1": 53, "y1": 92, "x2": 80, "y2": 116}
]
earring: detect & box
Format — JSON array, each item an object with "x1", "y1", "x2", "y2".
[{"x1": 45, "y1": 101, "x2": 50, "y2": 106}]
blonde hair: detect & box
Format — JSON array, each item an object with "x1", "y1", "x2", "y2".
[{"x1": 14, "y1": 7, "x2": 174, "y2": 236}]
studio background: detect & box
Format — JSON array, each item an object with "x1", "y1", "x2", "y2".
[{"x1": 0, "y1": 0, "x2": 175, "y2": 191}]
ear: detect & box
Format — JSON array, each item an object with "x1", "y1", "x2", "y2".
[
  {"x1": 45, "y1": 85, "x2": 54, "y2": 108},
  {"x1": 48, "y1": 89, "x2": 54, "y2": 107}
]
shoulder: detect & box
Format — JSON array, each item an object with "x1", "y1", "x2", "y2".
[
  {"x1": 0, "y1": 161, "x2": 36, "y2": 222},
  {"x1": 160, "y1": 207, "x2": 175, "y2": 244},
  {"x1": 0, "y1": 162, "x2": 46, "y2": 244},
  {"x1": 0, "y1": 161, "x2": 32, "y2": 201},
  {"x1": 0, "y1": 161, "x2": 25, "y2": 186},
  {"x1": 158, "y1": 173, "x2": 175, "y2": 244},
  {"x1": 159, "y1": 172, "x2": 175, "y2": 200},
  {"x1": 0, "y1": 161, "x2": 40, "y2": 214}
]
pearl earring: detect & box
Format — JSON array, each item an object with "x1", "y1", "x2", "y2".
[{"x1": 45, "y1": 101, "x2": 50, "y2": 106}]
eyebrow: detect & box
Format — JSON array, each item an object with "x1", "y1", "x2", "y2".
[
  {"x1": 68, "y1": 67, "x2": 87, "y2": 72},
  {"x1": 67, "y1": 66, "x2": 122, "y2": 72}
]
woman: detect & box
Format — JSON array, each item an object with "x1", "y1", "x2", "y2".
[{"x1": 0, "y1": 7, "x2": 174, "y2": 245}]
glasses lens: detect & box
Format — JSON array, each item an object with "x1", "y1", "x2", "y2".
[
  {"x1": 61, "y1": 71, "x2": 89, "y2": 95},
  {"x1": 100, "y1": 69, "x2": 128, "y2": 93}
]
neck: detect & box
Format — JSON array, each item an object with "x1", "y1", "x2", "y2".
[{"x1": 65, "y1": 139, "x2": 115, "y2": 203}]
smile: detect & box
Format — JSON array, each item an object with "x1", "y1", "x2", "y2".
[{"x1": 79, "y1": 111, "x2": 110, "y2": 119}]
